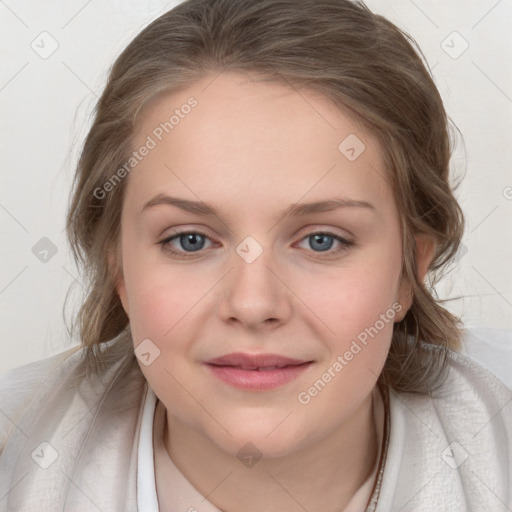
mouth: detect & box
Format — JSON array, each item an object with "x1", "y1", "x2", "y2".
[
  {"x1": 204, "y1": 353, "x2": 314, "y2": 391},
  {"x1": 210, "y1": 365, "x2": 304, "y2": 371}
]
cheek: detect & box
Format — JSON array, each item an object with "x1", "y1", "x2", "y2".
[
  {"x1": 297, "y1": 260, "x2": 401, "y2": 334},
  {"x1": 127, "y1": 275, "x2": 203, "y2": 343},
  {"x1": 122, "y1": 247, "x2": 220, "y2": 351},
  {"x1": 124, "y1": 263, "x2": 207, "y2": 407},
  {"x1": 291, "y1": 254, "x2": 401, "y2": 389},
  {"x1": 296, "y1": 266, "x2": 398, "y2": 419}
]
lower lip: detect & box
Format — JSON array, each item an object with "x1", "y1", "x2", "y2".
[{"x1": 204, "y1": 362, "x2": 313, "y2": 391}]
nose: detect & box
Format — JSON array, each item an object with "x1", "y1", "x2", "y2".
[{"x1": 217, "y1": 243, "x2": 293, "y2": 331}]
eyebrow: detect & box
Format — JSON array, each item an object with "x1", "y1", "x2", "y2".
[{"x1": 142, "y1": 193, "x2": 375, "y2": 218}]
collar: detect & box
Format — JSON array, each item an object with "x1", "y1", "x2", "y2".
[{"x1": 138, "y1": 385, "x2": 159, "y2": 512}]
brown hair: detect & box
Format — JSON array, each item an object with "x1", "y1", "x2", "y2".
[{"x1": 66, "y1": 0, "x2": 465, "y2": 393}]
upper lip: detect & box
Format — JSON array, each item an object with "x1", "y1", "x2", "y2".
[{"x1": 205, "y1": 352, "x2": 312, "y2": 369}]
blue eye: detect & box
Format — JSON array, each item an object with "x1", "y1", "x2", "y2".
[
  {"x1": 298, "y1": 232, "x2": 353, "y2": 254},
  {"x1": 160, "y1": 231, "x2": 212, "y2": 254},
  {"x1": 158, "y1": 230, "x2": 353, "y2": 258}
]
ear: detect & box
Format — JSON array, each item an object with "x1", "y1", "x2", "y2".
[
  {"x1": 395, "y1": 234, "x2": 436, "y2": 322},
  {"x1": 415, "y1": 234, "x2": 436, "y2": 283},
  {"x1": 108, "y1": 246, "x2": 129, "y2": 318}
]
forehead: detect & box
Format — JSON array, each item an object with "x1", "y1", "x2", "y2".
[{"x1": 126, "y1": 72, "x2": 393, "y2": 216}]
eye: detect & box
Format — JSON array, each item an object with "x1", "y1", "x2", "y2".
[
  {"x1": 159, "y1": 230, "x2": 214, "y2": 257},
  {"x1": 296, "y1": 231, "x2": 353, "y2": 255},
  {"x1": 158, "y1": 229, "x2": 354, "y2": 258}
]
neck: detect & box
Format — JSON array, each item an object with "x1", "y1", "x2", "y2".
[{"x1": 159, "y1": 386, "x2": 384, "y2": 512}]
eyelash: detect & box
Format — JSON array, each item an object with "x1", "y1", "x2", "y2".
[{"x1": 158, "y1": 229, "x2": 354, "y2": 259}]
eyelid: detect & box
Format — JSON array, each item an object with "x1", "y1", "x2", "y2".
[{"x1": 295, "y1": 224, "x2": 353, "y2": 241}]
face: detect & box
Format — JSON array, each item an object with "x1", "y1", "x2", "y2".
[{"x1": 115, "y1": 72, "x2": 413, "y2": 458}]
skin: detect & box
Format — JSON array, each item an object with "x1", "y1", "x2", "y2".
[{"x1": 115, "y1": 71, "x2": 433, "y2": 511}]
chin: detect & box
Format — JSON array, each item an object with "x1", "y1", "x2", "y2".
[{"x1": 205, "y1": 419, "x2": 310, "y2": 461}]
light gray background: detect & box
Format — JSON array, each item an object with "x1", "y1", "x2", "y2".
[{"x1": 1, "y1": 0, "x2": 511, "y2": 374}]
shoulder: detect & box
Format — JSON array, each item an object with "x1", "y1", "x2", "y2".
[
  {"x1": 436, "y1": 346, "x2": 512, "y2": 427},
  {"x1": 0, "y1": 344, "x2": 83, "y2": 391},
  {"x1": 383, "y1": 334, "x2": 512, "y2": 509},
  {"x1": 458, "y1": 327, "x2": 512, "y2": 389},
  {"x1": 432, "y1": 328, "x2": 512, "y2": 425},
  {"x1": 0, "y1": 337, "x2": 146, "y2": 509},
  {"x1": 0, "y1": 345, "x2": 84, "y2": 451},
  {"x1": 399, "y1": 335, "x2": 512, "y2": 443},
  {"x1": 396, "y1": 327, "x2": 512, "y2": 421},
  {"x1": 0, "y1": 336, "x2": 141, "y2": 454}
]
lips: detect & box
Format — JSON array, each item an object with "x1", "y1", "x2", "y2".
[
  {"x1": 204, "y1": 352, "x2": 313, "y2": 390},
  {"x1": 205, "y1": 352, "x2": 310, "y2": 370}
]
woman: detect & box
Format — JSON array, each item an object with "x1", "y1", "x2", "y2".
[{"x1": 1, "y1": 0, "x2": 511, "y2": 510}]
